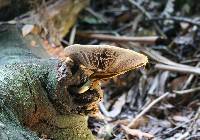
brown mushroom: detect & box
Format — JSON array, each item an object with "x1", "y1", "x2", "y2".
[{"x1": 64, "y1": 44, "x2": 148, "y2": 93}]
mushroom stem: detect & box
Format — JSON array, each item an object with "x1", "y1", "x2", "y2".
[
  {"x1": 65, "y1": 44, "x2": 148, "y2": 94},
  {"x1": 78, "y1": 80, "x2": 101, "y2": 94},
  {"x1": 78, "y1": 80, "x2": 92, "y2": 93}
]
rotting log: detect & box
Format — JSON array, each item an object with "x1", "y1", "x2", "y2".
[
  {"x1": 0, "y1": 24, "x2": 99, "y2": 140},
  {"x1": 0, "y1": 0, "x2": 90, "y2": 45}
]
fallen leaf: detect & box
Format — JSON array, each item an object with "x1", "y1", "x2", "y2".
[
  {"x1": 172, "y1": 115, "x2": 190, "y2": 122},
  {"x1": 129, "y1": 116, "x2": 149, "y2": 129},
  {"x1": 121, "y1": 125, "x2": 154, "y2": 139}
]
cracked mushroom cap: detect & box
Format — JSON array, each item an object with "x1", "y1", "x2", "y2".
[{"x1": 64, "y1": 44, "x2": 148, "y2": 80}]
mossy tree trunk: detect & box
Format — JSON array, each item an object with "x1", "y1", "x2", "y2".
[{"x1": 0, "y1": 25, "x2": 99, "y2": 140}]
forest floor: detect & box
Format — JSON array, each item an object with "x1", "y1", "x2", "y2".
[
  {"x1": 69, "y1": 1, "x2": 200, "y2": 140},
  {"x1": 2, "y1": 0, "x2": 199, "y2": 140}
]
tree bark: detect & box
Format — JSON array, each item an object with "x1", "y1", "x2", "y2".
[{"x1": 0, "y1": 24, "x2": 98, "y2": 140}]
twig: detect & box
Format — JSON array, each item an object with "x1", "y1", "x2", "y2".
[
  {"x1": 116, "y1": 14, "x2": 143, "y2": 33},
  {"x1": 189, "y1": 107, "x2": 200, "y2": 134},
  {"x1": 128, "y1": 0, "x2": 166, "y2": 38},
  {"x1": 161, "y1": 121, "x2": 190, "y2": 136},
  {"x1": 121, "y1": 125, "x2": 154, "y2": 139},
  {"x1": 155, "y1": 63, "x2": 200, "y2": 75},
  {"x1": 176, "y1": 132, "x2": 190, "y2": 140},
  {"x1": 76, "y1": 32, "x2": 162, "y2": 45},
  {"x1": 60, "y1": 39, "x2": 69, "y2": 46},
  {"x1": 148, "y1": 17, "x2": 200, "y2": 27},
  {"x1": 176, "y1": 107, "x2": 200, "y2": 140},
  {"x1": 121, "y1": 42, "x2": 200, "y2": 75},
  {"x1": 128, "y1": 0, "x2": 151, "y2": 19},
  {"x1": 69, "y1": 24, "x2": 77, "y2": 45},
  {"x1": 127, "y1": 92, "x2": 170, "y2": 128},
  {"x1": 186, "y1": 134, "x2": 200, "y2": 140},
  {"x1": 85, "y1": 8, "x2": 107, "y2": 23},
  {"x1": 182, "y1": 62, "x2": 200, "y2": 89},
  {"x1": 182, "y1": 74, "x2": 195, "y2": 90},
  {"x1": 173, "y1": 87, "x2": 200, "y2": 94}
]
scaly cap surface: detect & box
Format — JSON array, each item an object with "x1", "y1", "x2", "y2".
[{"x1": 64, "y1": 44, "x2": 148, "y2": 80}]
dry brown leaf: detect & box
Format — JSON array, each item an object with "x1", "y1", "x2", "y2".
[
  {"x1": 112, "y1": 119, "x2": 130, "y2": 126},
  {"x1": 129, "y1": 116, "x2": 149, "y2": 129},
  {"x1": 121, "y1": 125, "x2": 154, "y2": 139},
  {"x1": 170, "y1": 76, "x2": 188, "y2": 90}
]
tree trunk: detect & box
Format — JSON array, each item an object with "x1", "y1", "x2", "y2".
[{"x1": 0, "y1": 24, "x2": 97, "y2": 140}]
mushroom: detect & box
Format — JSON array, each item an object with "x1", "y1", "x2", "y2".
[{"x1": 64, "y1": 44, "x2": 148, "y2": 93}]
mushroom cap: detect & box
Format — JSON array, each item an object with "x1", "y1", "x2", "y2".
[{"x1": 64, "y1": 44, "x2": 148, "y2": 80}]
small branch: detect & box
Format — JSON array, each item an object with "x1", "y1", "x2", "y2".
[
  {"x1": 155, "y1": 63, "x2": 200, "y2": 75},
  {"x1": 173, "y1": 87, "x2": 200, "y2": 94},
  {"x1": 121, "y1": 125, "x2": 154, "y2": 139},
  {"x1": 148, "y1": 17, "x2": 200, "y2": 27},
  {"x1": 189, "y1": 107, "x2": 200, "y2": 134},
  {"x1": 121, "y1": 42, "x2": 200, "y2": 75},
  {"x1": 176, "y1": 107, "x2": 200, "y2": 140},
  {"x1": 176, "y1": 132, "x2": 190, "y2": 140},
  {"x1": 163, "y1": 121, "x2": 190, "y2": 136},
  {"x1": 182, "y1": 62, "x2": 200, "y2": 89},
  {"x1": 77, "y1": 32, "x2": 163, "y2": 45},
  {"x1": 128, "y1": 0, "x2": 166, "y2": 38},
  {"x1": 127, "y1": 92, "x2": 170, "y2": 128},
  {"x1": 85, "y1": 8, "x2": 107, "y2": 23},
  {"x1": 69, "y1": 24, "x2": 77, "y2": 45},
  {"x1": 186, "y1": 135, "x2": 200, "y2": 140}
]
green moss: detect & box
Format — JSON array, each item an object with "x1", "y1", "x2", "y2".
[
  {"x1": 0, "y1": 25, "x2": 95, "y2": 139},
  {"x1": 52, "y1": 114, "x2": 95, "y2": 140}
]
